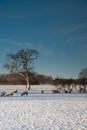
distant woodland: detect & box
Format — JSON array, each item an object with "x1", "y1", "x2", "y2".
[
  {"x1": 0, "y1": 72, "x2": 87, "y2": 86},
  {"x1": 0, "y1": 72, "x2": 53, "y2": 85}
]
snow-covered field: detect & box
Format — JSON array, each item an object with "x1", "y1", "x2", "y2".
[{"x1": 0, "y1": 85, "x2": 87, "y2": 130}]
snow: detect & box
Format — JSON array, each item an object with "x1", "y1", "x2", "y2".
[
  {"x1": 0, "y1": 84, "x2": 56, "y2": 93},
  {"x1": 0, "y1": 85, "x2": 87, "y2": 130}
]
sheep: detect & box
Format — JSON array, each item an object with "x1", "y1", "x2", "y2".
[
  {"x1": 6, "y1": 92, "x2": 14, "y2": 97},
  {"x1": 21, "y1": 91, "x2": 28, "y2": 96},
  {"x1": 0, "y1": 92, "x2": 6, "y2": 96}
]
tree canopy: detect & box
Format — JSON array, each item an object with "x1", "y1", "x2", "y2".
[{"x1": 3, "y1": 49, "x2": 39, "y2": 73}]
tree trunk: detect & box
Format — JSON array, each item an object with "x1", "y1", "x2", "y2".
[
  {"x1": 26, "y1": 72, "x2": 31, "y2": 91},
  {"x1": 17, "y1": 71, "x2": 31, "y2": 92}
]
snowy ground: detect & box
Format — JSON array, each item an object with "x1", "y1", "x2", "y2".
[{"x1": 0, "y1": 85, "x2": 87, "y2": 130}]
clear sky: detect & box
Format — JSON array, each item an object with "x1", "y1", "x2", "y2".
[{"x1": 0, "y1": 0, "x2": 87, "y2": 79}]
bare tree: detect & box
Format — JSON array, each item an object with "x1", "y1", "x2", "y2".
[
  {"x1": 3, "y1": 49, "x2": 39, "y2": 92},
  {"x1": 79, "y1": 68, "x2": 87, "y2": 79}
]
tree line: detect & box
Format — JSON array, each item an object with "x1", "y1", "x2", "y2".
[
  {"x1": 0, "y1": 72, "x2": 87, "y2": 93},
  {"x1": 0, "y1": 72, "x2": 53, "y2": 85}
]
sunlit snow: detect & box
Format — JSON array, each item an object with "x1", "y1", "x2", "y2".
[{"x1": 0, "y1": 85, "x2": 87, "y2": 130}]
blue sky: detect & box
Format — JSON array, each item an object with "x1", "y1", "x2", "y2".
[{"x1": 0, "y1": 0, "x2": 87, "y2": 78}]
